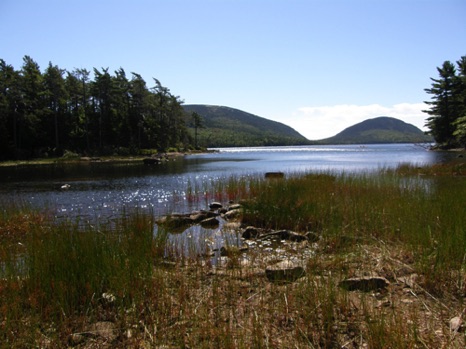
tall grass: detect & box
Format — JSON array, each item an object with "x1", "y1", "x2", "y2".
[
  {"x1": 0, "y1": 162, "x2": 465, "y2": 347},
  {"x1": 228, "y1": 168, "x2": 466, "y2": 296}
]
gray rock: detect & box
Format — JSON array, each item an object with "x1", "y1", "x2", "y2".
[
  {"x1": 89, "y1": 321, "x2": 117, "y2": 341},
  {"x1": 157, "y1": 215, "x2": 193, "y2": 231},
  {"x1": 266, "y1": 260, "x2": 306, "y2": 283},
  {"x1": 209, "y1": 202, "x2": 223, "y2": 210},
  {"x1": 190, "y1": 210, "x2": 218, "y2": 223},
  {"x1": 223, "y1": 208, "x2": 241, "y2": 220},
  {"x1": 228, "y1": 203, "x2": 242, "y2": 210},
  {"x1": 200, "y1": 217, "x2": 220, "y2": 229}
]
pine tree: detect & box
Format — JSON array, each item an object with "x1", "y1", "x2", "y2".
[{"x1": 424, "y1": 59, "x2": 464, "y2": 148}]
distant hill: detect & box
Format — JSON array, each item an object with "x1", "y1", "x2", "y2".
[
  {"x1": 183, "y1": 104, "x2": 310, "y2": 147},
  {"x1": 318, "y1": 117, "x2": 433, "y2": 144}
]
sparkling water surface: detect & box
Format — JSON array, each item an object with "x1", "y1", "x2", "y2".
[{"x1": 0, "y1": 144, "x2": 454, "y2": 222}]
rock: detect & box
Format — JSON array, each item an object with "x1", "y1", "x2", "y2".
[
  {"x1": 89, "y1": 321, "x2": 117, "y2": 341},
  {"x1": 279, "y1": 230, "x2": 308, "y2": 242},
  {"x1": 242, "y1": 226, "x2": 261, "y2": 239},
  {"x1": 228, "y1": 203, "x2": 242, "y2": 210},
  {"x1": 209, "y1": 202, "x2": 223, "y2": 210},
  {"x1": 223, "y1": 208, "x2": 241, "y2": 220},
  {"x1": 339, "y1": 276, "x2": 390, "y2": 291},
  {"x1": 69, "y1": 333, "x2": 86, "y2": 345},
  {"x1": 260, "y1": 230, "x2": 309, "y2": 242},
  {"x1": 101, "y1": 292, "x2": 116, "y2": 308},
  {"x1": 220, "y1": 245, "x2": 248, "y2": 257},
  {"x1": 265, "y1": 172, "x2": 285, "y2": 179},
  {"x1": 143, "y1": 157, "x2": 161, "y2": 165},
  {"x1": 450, "y1": 316, "x2": 463, "y2": 332},
  {"x1": 190, "y1": 210, "x2": 218, "y2": 223},
  {"x1": 200, "y1": 217, "x2": 220, "y2": 229},
  {"x1": 265, "y1": 260, "x2": 306, "y2": 283},
  {"x1": 157, "y1": 215, "x2": 193, "y2": 230}
]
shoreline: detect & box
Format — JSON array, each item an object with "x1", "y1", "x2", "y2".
[{"x1": 0, "y1": 150, "x2": 213, "y2": 168}]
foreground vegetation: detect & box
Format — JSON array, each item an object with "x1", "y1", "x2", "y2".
[{"x1": 0, "y1": 161, "x2": 465, "y2": 348}]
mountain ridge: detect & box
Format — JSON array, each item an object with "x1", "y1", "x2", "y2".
[
  {"x1": 183, "y1": 104, "x2": 432, "y2": 147},
  {"x1": 318, "y1": 116, "x2": 433, "y2": 144},
  {"x1": 183, "y1": 104, "x2": 310, "y2": 147}
]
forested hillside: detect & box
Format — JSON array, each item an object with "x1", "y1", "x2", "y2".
[
  {"x1": 318, "y1": 117, "x2": 432, "y2": 144},
  {"x1": 0, "y1": 56, "x2": 192, "y2": 160},
  {"x1": 184, "y1": 104, "x2": 310, "y2": 147}
]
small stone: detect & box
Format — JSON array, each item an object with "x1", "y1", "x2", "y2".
[
  {"x1": 69, "y1": 333, "x2": 85, "y2": 345},
  {"x1": 339, "y1": 276, "x2": 390, "y2": 291},
  {"x1": 223, "y1": 208, "x2": 241, "y2": 220},
  {"x1": 450, "y1": 316, "x2": 463, "y2": 332},
  {"x1": 265, "y1": 172, "x2": 285, "y2": 179},
  {"x1": 265, "y1": 260, "x2": 306, "y2": 283},
  {"x1": 200, "y1": 217, "x2": 219, "y2": 228},
  {"x1": 228, "y1": 203, "x2": 242, "y2": 210},
  {"x1": 90, "y1": 321, "x2": 117, "y2": 341},
  {"x1": 242, "y1": 226, "x2": 261, "y2": 239},
  {"x1": 209, "y1": 202, "x2": 223, "y2": 210}
]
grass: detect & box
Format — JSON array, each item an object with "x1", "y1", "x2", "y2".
[{"x1": 0, "y1": 161, "x2": 465, "y2": 347}]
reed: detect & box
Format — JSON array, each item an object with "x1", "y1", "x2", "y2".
[{"x1": 0, "y1": 162, "x2": 465, "y2": 347}]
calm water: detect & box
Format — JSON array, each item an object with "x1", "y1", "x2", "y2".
[{"x1": 0, "y1": 144, "x2": 454, "y2": 222}]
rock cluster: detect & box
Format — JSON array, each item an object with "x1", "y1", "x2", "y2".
[
  {"x1": 143, "y1": 152, "x2": 183, "y2": 165},
  {"x1": 156, "y1": 201, "x2": 241, "y2": 232},
  {"x1": 157, "y1": 201, "x2": 321, "y2": 283}
]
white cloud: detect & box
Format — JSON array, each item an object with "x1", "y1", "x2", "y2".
[{"x1": 287, "y1": 103, "x2": 428, "y2": 140}]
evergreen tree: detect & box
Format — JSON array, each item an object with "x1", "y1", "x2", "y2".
[
  {"x1": 129, "y1": 73, "x2": 149, "y2": 148},
  {"x1": 424, "y1": 60, "x2": 463, "y2": 147},
  {"x1": 452, "y1": 56, "x2": 466, "y2": 147},
  {"x1": 0, "y1": 55, "x2": 193, "y2": 159},
  {"x1": 0, "y1": 59, "x2": 21, "y2": 159},
  {"x1": 19, "y1": 56, "x2": 47, "y2": 154},
  {"x1": 91, "y1": 68, "x2": 114, "y2": 151},
  {"x1": 191, "y1": 111, "x2": 203, "y2": 148},
  {"x1": 43, "y1": 62, "x2": 68, "y2": 152}
]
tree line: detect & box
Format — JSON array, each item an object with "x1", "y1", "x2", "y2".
[
  {"x1": 0, "y1": 56, "x2": 194, "y2": 160},
  {"x1": 424, "y1": 55, "x2": 466, "y2": 149}
]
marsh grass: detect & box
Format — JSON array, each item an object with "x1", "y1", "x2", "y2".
[{"x1": 0, "y1": 162, "x2": 465, "y2": 347}]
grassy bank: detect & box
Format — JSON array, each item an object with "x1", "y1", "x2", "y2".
[{"x1": 0, "y1": 162, "x2": 465, "y2": 348}]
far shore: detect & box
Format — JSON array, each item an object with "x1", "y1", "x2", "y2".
[{"x1": 0, "y1": 149, "x2": 214, "y2": 168}]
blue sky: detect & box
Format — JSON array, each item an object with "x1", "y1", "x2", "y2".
[{"x1": 1, "y1": 0, "x2": 465, "y2": 139}]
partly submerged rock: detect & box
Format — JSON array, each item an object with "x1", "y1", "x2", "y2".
[
  {"x1": 200, "y1": 217, "x2": 220, "y2": 229},
  {"x1": 209, "y1": 202, "x2": 223, "y2": 210},
  {"x1": 223, "y1": 208, "x2": 242, "y2": 220},
  {"x1": 265, "y1": 172, "x2": 285, "y2": 179},
  {"x1": 157, "y1": 215, "x2": 193, "y2": 231}
]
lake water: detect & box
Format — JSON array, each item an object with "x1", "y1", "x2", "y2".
[{"x1": 0, "y1": 144, "x2": 455, "y2": 223}]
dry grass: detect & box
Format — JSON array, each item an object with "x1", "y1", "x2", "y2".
[{"x1": 1, "y1": 162, "x2": 465, "y2": 348}]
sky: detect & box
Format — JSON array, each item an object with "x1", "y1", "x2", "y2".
[{"x1": 1, "y1": 0, "x2": 465, "y2": 140}]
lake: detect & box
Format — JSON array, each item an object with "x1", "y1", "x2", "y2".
[{"x1": 0, "y1": 144, "x2": 455, "y2": 223}]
